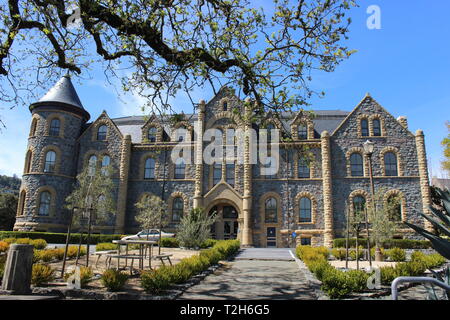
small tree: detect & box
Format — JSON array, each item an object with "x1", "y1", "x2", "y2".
[
  {"x1": 176, "y1": 208, "x2": 217, "y2": 249},
  {"x1": 369, "y1": 188, "x2": 398, "y2": 261},
  {"x1": 0, "y1": 193, "x2": 17, "y2": 230},
  {"x1": 134, "y1": 193, "x2": 169, "y2": 246},
  {"x1": 348, "y1": 202, "x2": 366, "y2": 270}
]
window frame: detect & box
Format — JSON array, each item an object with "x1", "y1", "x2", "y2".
[
  {"x1": 44, "y1": 150, "x2": 56, "y2": 173},
  {"x1": 172, "y1": 197, "x2": 184, "y2": 222},
  {"x1": 97, "y1": 125, "x2": 108, "y2": 141},
  {"x1": 299, "y1": 197, "x2": 312, "y2": 223},
  {"x1": 144, "y1": 158, "x2": 156, "y2": 179},
  {"x1": 350, "y1": 153, "x2": 364, "y2": 177},
  {"x1": 49, "y1": 118, "x2": 61, "y2": 137},
  {"x1": 38, "y1": 191, "x2": 51, "y2": 216},
  {"x1": 265, "y1": 197, "x2": 278, "y2": 223},
  {"x1": 384, "y1": 152, "x2": 398, "y2": 176}
]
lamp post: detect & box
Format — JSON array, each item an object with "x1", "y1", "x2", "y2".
[{"x1": 363, "y1": 140, "x2": 374, "y2": 267}]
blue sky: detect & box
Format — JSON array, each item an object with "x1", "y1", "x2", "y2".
[{"x1": 0, "y1": 0, "x2": 449, "y2": 178}]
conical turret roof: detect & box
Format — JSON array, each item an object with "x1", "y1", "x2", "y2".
[{"x1": 30, "y1": 74, "x2": 90, "y2": 120}]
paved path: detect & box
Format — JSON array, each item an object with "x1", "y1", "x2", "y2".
[{"x1": 179, "y1": 248, "x2": 318, "y2": 300}]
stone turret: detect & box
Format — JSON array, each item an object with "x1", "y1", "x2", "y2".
[{"x1": 14, "y1": 75, "x2": 90, "y2": 232}]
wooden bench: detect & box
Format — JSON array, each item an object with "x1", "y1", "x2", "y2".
[
  {"x1": 106, "y1": 254, "x2": 144, "y2": 274},
  {"x1": 153, "y1": 254, "x2": 173, "y2": 266},
  {"x1": 93, "y1": 250, "x2": 118, "y2": 268}
]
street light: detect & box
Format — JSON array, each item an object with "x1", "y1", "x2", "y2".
[{"x1": 363, "y1": 140, "x2": 375, "y2": 266}]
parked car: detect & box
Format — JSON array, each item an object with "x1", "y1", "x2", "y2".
[{"x1": 121, "y1": 229, "x2": 175, "y2": 241}]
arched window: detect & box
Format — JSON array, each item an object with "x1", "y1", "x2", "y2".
[
  {"x1": 226, "y1": 163, "x2": 235, "y2": 186},
  {"x1": 223, "y1": 101, "x2": 228, "y2": 111},
  {"x1": 384, "y1": 152, "x2": 398, "y2": 176},
  {"x1": 38, "y1": 191, "x2": 51, "y2": 216},
  {"x1": 387, "y1": 194, "x2": 402, "y2": 221},
  {"x1": 88, "y1": 155, "x2": 97, "y2": 176},
  {"x1": 19, "y1": 190, "x2": 26, "y2": 215},
  {"x1": 44, "y1": 151, "x2": 56, "y2": 173},
  {"x1": 97, "y1": 125, "x2": 107, "y2": 140},
  {"x1": 25, "y1": 150, "x2": 32, "y2": 173},
  {"x1": 172, "y1": 197, "x2": 184, "y2": 222},
  {"x1": 361, "y1": 119, "x2": 369, "y2": 136},
  {"x1": 299, "y1": 197, "x2": 312, "y2": 222},
  {"x1": 266, "y1": 123, "x2": 275, "y2": 143},
  {"x1": 101, "y1": 155, "x2": 111, "y2": 175},
  {"x1": 144, "y1": 158, "x2": 155, "y2": 179},
  {"x1": 176, "y1": 126, "x2": 186, "y2": 142},
  {"x1": 30, "y1": 118, "x2": 38, "y2": 136},
  {"x1": 372, "y1": 119, "x2": 381, "y2": 136},
  {"x1": 350, "y1": 153, "x2": 364, "y2": 177},
  {"x1": 213, "y1": 163, "x2": 222, "y2": 185},
  {"x1": 353, "y1": 195, "x2": 366, "y2": 214},
  {"x1": 148, "y1": 127, "x2": 157, "y2": 142},
  {"x1": 298, "y1": 158, "x2": 310, "y2": 178},
  {"x1": 265, "y1": 197, "x2": 277, "y2": 223},
  {"x1": 49, "y1": 118, "x2": 60, "y2": 136},
  {"x1": 298, "y1": 124, "x2": 308, "y2": 139},
  {"x1": 174, "y1": 158, "x2": 185, "y2": 179}
]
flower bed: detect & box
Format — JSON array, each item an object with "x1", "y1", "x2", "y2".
[{"x1": 297, "y1": 245, "x2": 447, "y2": 299}]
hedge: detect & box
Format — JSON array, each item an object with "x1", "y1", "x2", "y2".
[
  {"x1": 0, "y1": 231, "x2": 123, "y2": 244},
  {"x1": 333, "y1": 238, "x2": 431, "y2": 249}
]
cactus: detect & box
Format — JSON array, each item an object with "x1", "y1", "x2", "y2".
[{"x1": 405, "y1": 187, "x2": 450, "y2": 260}]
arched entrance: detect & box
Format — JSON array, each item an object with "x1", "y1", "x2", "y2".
[{"x1": 208, "y1": 204, "x2": 239, "y2": 240}]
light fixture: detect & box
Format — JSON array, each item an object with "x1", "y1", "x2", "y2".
[{"x1": 363, "y1": 140, "x2": 375, "y2": 155}]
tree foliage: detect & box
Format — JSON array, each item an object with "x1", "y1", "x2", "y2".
[
  {"x1": 0, "y1": 174, "x2": 21, "y2": 194},
  {"x1": 65, "y1": 165, "x2": 116, "y2": 229},
  {"x1": 134, "y1": 193, "x2": 169, "y2": 232},
  {"x1": 176, "y1": 207, "x2": 216, "y2": 248},
  {"x1": 368, "y1": 188, "x2": 398, "y2": 248},
  {"x1": 0, "y1": 193, "x2": 17, "y2": 231},
  {"x1": 0, "y1": 0, "x2": 356, "y2": 119},
  {"x1": 442, "y1": 121, "x2": 450, "y2": 174}
]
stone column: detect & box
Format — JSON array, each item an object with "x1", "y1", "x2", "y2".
[
  {"x1": 193, "y1": 100, "x2": 205, "y2": 209},
  {"x1": 321, "y1": 131, "x2": 334, "y2": 247},
  {"x1": 115, "y1": 134, "x2": 132, "y2": 234},
  {"x1": 1, "y1": 244, "x2": 34, "y2": 294},
  {"x1": 242, "y1": 99, "x2": 253, "y2": 247},
  {"x1": 415, "y1": 130, "x2": 434, "y2": 232}
]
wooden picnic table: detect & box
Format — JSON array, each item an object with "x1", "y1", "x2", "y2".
[{"x1": 111, "y1": 239, "x2": 157, "y2": 270}]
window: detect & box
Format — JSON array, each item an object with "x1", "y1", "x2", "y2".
[
  {"x1": 300, "y1": 237, "x2": 311, "y2": 246},
  {"x1": 49, "y1": 118, "x2": 60, "y2": 136},
  {"x1": 223, "y1": 101, "x2": 228, "y2": 111},
  {"x1": 148, "y1": 127, "x2": 157, "y2": 142},
  {"x1": 177, "y1": 126, "x2": 186, "y2": 142},
  {"x1": 298, "y1": 158, "x2": 310, "y2": 178},
  {"x1": 88, "y1": 155, "x2": 97, "y2": 176},
  {"x1": 373, "y1": 119, "x2": 381, "y2": 136},
  {"x1": 30, "y1": 118, "x2": 38, "y2": 136},
  {"x1": 38, "y1": 191, "x2": 51, "y2": 216},
  {"x1": 97, "y1": 125, "x2": 107, "y2": 140},
  {"x1": 213, "y1": 163, "x2": 222, "y2": 185},
  {"x1": 226, "y1": 164, "x2": 235, "y2": 186},
  {"x1": 172, "y1": 197, "x2": 183, "y2": 222},
  {"x1": 350, "y1": 153, "x2": 364, "y2": 177},
  {"x1": 25, "y1": 150, "x2": 32, "y2": 173},
  {"x1": 44, "y1": 151, "x2": 56, "y2": 173},
  {"x1": 353, "y1": 196, "x2": 366, "y2": 214},
  {"x1": 387, "y1": 195, "x2": 402, "y2": 221},
  {"x1": 266, "y1": 123, "x2": 275, "y2": 143},
  {"x1": 262, "y1": 156, "x2": 277, "y2": 179},
  {"x1": 298, "y1": 124, "x2": 308, "y2": 139},
  {"x1": 265, "y1": 197, "x2": 277, "y2": 223},
  {"x1": 361, "y1": 119, "x2": 369, "y2": 136},
  {"x1": 299, "y1": 197, "x2": 312, "y2": 223},
  {"x1": 174, "y1": 158, "x2": 185, "y2": 179},
  {"x1": 384, "y1": 152, "x2": 398, "y2": 176},
  {"x1": 144, "y1": 158, "x2": 155, "y2": 179},
  {"x1": 19, "y1": 190, "x2": 26, "y2": 215}
]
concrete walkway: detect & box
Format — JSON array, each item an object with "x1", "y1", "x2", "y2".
[{"x1": 179, "y1": 248, "x2": 318, "y2": 300}]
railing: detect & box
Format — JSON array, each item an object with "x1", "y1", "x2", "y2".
[{"x1": 391, "y1": 276, "x2": 450, "y2": 300}]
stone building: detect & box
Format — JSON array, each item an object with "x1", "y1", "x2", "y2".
[{"x1": 14, "y1": 75, "x2": 432, "y2": 247}]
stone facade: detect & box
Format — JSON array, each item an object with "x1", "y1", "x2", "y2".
[{"x1": 14, "y1": 78, "x2": 432, "y2": 247}]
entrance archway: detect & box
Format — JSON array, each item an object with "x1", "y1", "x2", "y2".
[{"x1": 208, "y1": 204, "x2": 239, "y2": 240}]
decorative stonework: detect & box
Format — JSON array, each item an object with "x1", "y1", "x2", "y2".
[
  {"x1": 348, "y1": 189, "x2": 371, "y2": 216},
  {"x1": 291, "y1": 117, "x2": 314, "y2": 140},
  {"x1": 293, "y1": 150, "x2": 317, "y2": 179},
  {"x1": 45, "y1": 113, "x2": 66, "y2": 138},
  {"x1": 116, "y1": 135, "x2": 131, "y2": 233},
  {"x1": 345, "y1": 147, "x2": 369, "y2": 177},
  {"x1": 379, "y1": 146, "x2": 404, "y2": 176},
  {"x1": 39, "y1": 145, "x2": 62, "y2": 174},
  {"x1": 294, "y1": 191, "x2": 317, "y2": 225},
  {"x1": 141, "y1": 115, "x2": 164, "y2": 143},
  {"x1": 23, "y1": 147, "x2": 35, "y2": 174},
  {"x1": 34, "y1": 185, "x2": 57, "y2": 217},
  {"x1": 171, "y1": 121, "x2": 193, "y2": 142},
  {"x1": 29, "y1": 115, "x2": 40, "y2": 137},
  {"x1": 139, "y1": 152, "x2": 160, "y2": 179},
  {"x1": 368, "y1": 114, "x2": 386, "y2": 137},
  {"x1": 167, "y1": 191, "x2": 190, "y2": 223},
  {"x1": 16, "y1": 189, "x2": 28, "y2": 217},
  {"x1": 356, "y1": 114, "x2": 370, "y2": 137},
  {"x1": 321, "y1": 131, "x2": 334, "y2": 247}
]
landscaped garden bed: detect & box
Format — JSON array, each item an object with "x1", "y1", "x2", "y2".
[{"x1": 296, "y1": 245, "x2": 448, "y2": 299}]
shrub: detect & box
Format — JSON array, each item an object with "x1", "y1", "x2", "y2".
[
  {"x1": 0, "y1": 241, "x2": 9, "y2": 253},
  {"x1": 200, "y1": 239, "x2": 217, "y2": 249},
  {"x1": 380, "y1": 266, "x2": 398, "y2": 285},
  {"x1": 321, "y1": 268, "x2": 353, "y2": 299},
  {"x1": 96, "y1": 243, "x2": 118, "y2": 251},
  {"x1": 0, "y1": 256, "x2": 6, "y2": 282},
  {"x1": 32, "y1": 264, "x2": 55, "y2": 286},
  {"x1": 333, "y1": 238, "x2": 431, "y2": 249},
  {"x1": 0, "y1": 231, "x2": 123, "y2": 244},
  {"x1": 370, "y1": 247, "x2": 385, "y2": 260},
  {"x1": 1, "y1": 238, "x2": 16, "y2": 244},
  {"x1": 386, "y1": 248, "x2": 406, "y2": 262},
  {"x1": 160, "y1": 237, "x2": 179, "y2": 248},
  {"x1": 349, "y1": 247, "x2": 364, "y2": 260},
  {"x1": 30, "y1": 239, "x2": 48, "y2": 250},
  {"x1": 422, "y1": 253, "x2": 446, "y2": 269},
  {"x1": 411, "y1": 251, "x2": 426, "y2": 262},
  {"x1": 64, "y1": 266, "x2": 93, "y2": 288},
  {"x1": 346, "y1": 270, "x2": 369, "y2": 292},
  {"x1": 101, "y1": 269, "x2": 128, "y2": 292},
  {"x1": 67, "y1": 246, "x2": 87, "y2": 259},
  {"x1": 15, "y1": 238, "x2": 32, "y2": 245},
  {"x1": 141, "y1": 269, "x2": 171, "y2": 294},
  {"x1": 331, "y1": 248, "x2": 346, "y2": 260},
  {"x1": 396, "y1": 261, "x2": 426, "y2": 277}
]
